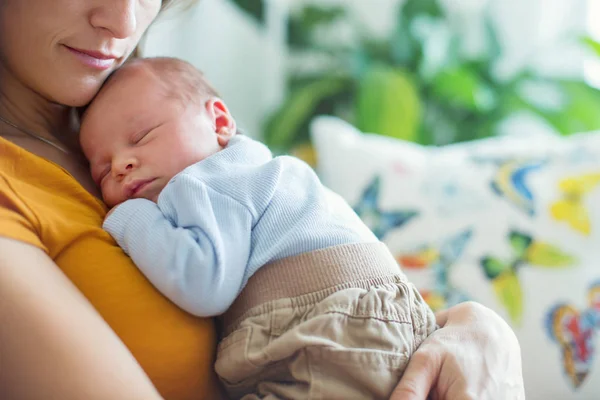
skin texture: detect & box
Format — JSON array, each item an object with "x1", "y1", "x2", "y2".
[
  {"x1": 0, "y1": 1, "x2": 212, "y2": 399},
  {"x1": 390, "y1": 302, "x2": 525, "y2": 400},
  {"x1": 0, "y1": 0, "x2": 159, "y2": 108},
  {"x1": 0, "y1": 0, "x2": 162, "y2": 195},
  {"x1": 0, "y1": 236, "x2": 164, "y2": 400},
  {"x1": 80, "y1": 60, "x2": 236, "y2": 208},
  {"x1": 82, "y1": 63, "x2": 526, "y2": 400},
  {"x1": 0, "y1": 1, "x2": 525, "y2": 398}
]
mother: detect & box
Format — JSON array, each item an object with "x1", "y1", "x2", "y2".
[{"x1": 0, "y1": 1, "x2": 524, "y2": 399}]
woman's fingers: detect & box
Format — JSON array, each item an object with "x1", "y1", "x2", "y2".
[
  {"x1": 389, "y1": 347, "x2": 441, "y2": 400},
  {"x1": 391, "y1": 302, "x2": 524, "y2": 400},
  {"x1": 433, "y1": 308, "x2": 449, "y2": 328}
]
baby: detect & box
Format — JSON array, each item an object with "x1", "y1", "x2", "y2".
[{"x1": 80, "y1": 57, "x2": 436, "y2": 400}]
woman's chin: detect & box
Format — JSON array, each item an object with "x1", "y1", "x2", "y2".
[
  {"x1": 48, "y1": 79, "x2": 108, "y2": 107},
  {"x1": 43, "y1": 62, "x2": 123, "y2": 107}
]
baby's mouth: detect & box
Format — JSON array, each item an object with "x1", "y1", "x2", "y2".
[{"x1": 125, "y1": 178, "x2": 157, "y2": 199}]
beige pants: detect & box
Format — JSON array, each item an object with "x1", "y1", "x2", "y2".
[{"x1": 216, "y1": 243, "x2": 437, "y2": 400}]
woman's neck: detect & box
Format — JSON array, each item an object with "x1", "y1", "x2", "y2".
[
  {"x1": 0, "y1": 65, "x2": 101, "y2": 198},
  {"x1": 0, "y1": 66, "x2": 80, "y2": 151}
]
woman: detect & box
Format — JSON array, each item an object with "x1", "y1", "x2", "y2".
[{"x1": 0, "y1": 1, "x2": 524, "y2": 399}]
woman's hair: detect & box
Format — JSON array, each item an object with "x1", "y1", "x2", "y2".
[
  {"x1": 132, "y1": 0, "x2": 199, "y2": 57},
  {"x1": 161, "y1": 0, "x2": 199, "y2": 12},
  {"x1": 162, "y1": 0, "x2": 176, "y2": 10},
  {"x1": 161, "y1": 0, "x2": 179, "y2": 11}
]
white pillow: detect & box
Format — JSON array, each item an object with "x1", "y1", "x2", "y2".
[{"x1": 311, "y1": 115, "x2": 600, "y2": 400}]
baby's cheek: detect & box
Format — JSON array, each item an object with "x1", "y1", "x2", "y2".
[{"x1": 102, "y1": 184, "x2": 120, "y2": 208}]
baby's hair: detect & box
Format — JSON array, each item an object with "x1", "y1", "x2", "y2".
[
  {"x1": 112, "y1": 57, "x2": 220, "y2": 106},
  {"x1": 79, "y1": 57, "x2": 220, "y2": 121},
  {"x1": 142, "y1": 57, "x2": 220, "y2": 105}
]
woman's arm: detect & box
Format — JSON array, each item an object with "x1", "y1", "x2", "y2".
[
  {"x1": 0, "y1": 237, "x2": 164, "y2": 400},
  {"x1": 390, "y1": 302, "x2": 525, "y2": 400}
]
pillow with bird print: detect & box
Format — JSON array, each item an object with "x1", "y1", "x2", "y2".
[{"x1": 310, "y1": 115, "x2": 600, "y2": 400}]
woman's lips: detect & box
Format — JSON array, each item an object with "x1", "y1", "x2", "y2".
[{"x1": 65, "y1": 46, "x2": 118, "y2": 71}]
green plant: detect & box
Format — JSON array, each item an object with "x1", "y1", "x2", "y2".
[{"x1": 230, "y1": 0, "x2": 600, "y2": 153}]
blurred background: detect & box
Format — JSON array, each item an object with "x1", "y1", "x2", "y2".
[
  {"x1": 144, "y1": 0, "x2": 600, "y2": 160},
  {"x1": 143, "y1": 3, "x2": 600, "y2": 398}
]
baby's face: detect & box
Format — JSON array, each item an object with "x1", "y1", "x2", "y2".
[{"x1": 80, "y1": 65, "x2": 226, "y2": 208}]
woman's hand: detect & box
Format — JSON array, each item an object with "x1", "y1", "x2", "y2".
[{"x1": 390, "y1": 301, "x2": 525, "y2": 400}]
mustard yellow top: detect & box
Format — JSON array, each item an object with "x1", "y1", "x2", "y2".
[{"x1": 0, "y1": 137, "x2": 220, "y2": 400}]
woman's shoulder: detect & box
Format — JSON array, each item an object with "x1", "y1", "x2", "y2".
[
  {"x1": 0, "y1": 139, "x2": 48, "y2": 249},
  {"x1": 0, "y1": 138, "x2": 220, "y2": 398},
  {"x1": 0, "y1": 136, "x2": 93, "y2": 195},
  {"x1": 0, "y1": 137, "x2": 105, "y2": 249}
]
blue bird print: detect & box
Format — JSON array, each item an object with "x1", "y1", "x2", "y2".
[
  {"x1": 353, "y1": 175, "x2": 418, "y2": 240},
  {"x1": 490, "y1": 159, "x2": 545, "y2": 216},
  {"x1": 398, "y1": 229, "x2": 472, "y2": 311}
]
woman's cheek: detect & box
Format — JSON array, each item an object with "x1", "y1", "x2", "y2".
[{"x1": 139, "y1": 1, "x2": 163, "y2": 34}]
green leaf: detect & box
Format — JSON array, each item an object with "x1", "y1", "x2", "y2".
[
  {"x1": 288, "y1": 5, "x2": 347, "y2": 48},
  {"x1": 431, "y1": 66, "x2": 496, "y2": 112},
  {"x1": 401, "y1": 0, "x2": 444, "y2": 19},
  {"x1": 581, "y1": 36, "x2": 600, "y2": 58},
  {"x1": 228, "y1": 0, "x2": 265, "y2": 24},
  {"x1": 390, "y1": 17, "x2": 421, "y2": 67},
  {"x1": 356, "y1": 64, "x2": 421, "y2": 142},
  {"x1": 528, "y1": 81, "x2": 600, "y2": 135},
  {"x1": 263, "y1": 75, "x2": 351, "y2": 151},
  {"x1": 483, "y1": 19, "x2": 502, "y2": 64}
]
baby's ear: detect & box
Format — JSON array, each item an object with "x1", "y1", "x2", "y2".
[{"x1": 206, "y1": 98, "x2": 236, "y2": 147}]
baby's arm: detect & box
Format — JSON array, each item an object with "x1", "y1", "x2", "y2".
[{"x1": 103, "y1": 173, "x2": 253, "y2": 317}]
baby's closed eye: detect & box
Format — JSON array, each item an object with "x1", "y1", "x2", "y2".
[{"x1": 132, "y1": 126, "x2": 158, "y2": 145}]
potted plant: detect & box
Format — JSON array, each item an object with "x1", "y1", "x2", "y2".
[{"x1": 230, "y1": 0, "x2": 600, "y2": 159}]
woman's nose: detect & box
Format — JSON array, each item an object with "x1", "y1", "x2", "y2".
[{"x1": 90, "y1": 0, "x2": 138, "y2": 39}]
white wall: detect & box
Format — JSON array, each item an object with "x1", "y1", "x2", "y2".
[
  {"x1": 489, "y1": 0, "x2": 587, "y2": 79},
  {"x1": 143, "y1": 0, "x2": 287, "y2": 137},
  {"x1": 142, "y1": 0, "x2": 588, "y2": 139}
]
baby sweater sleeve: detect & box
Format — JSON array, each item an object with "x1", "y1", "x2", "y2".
[{"x1": 103, "y1": 172, "x2": 253, "y2": 317}]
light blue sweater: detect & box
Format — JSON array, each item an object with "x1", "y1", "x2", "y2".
[{"x1": 104, "y1": 135, "x2": 377, "y2": 317}]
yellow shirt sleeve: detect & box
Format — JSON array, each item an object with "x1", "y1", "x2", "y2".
[
  {"x1": 0, "y1": 174, "x2": 46, "y2": 251},
  {"x1": 0, "y1": 139, "x2": 220, "y2": 400}
]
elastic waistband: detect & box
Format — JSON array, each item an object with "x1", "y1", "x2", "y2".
[{"x1": 223, "y1": 242, "x2": 403, "y2": 329}]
